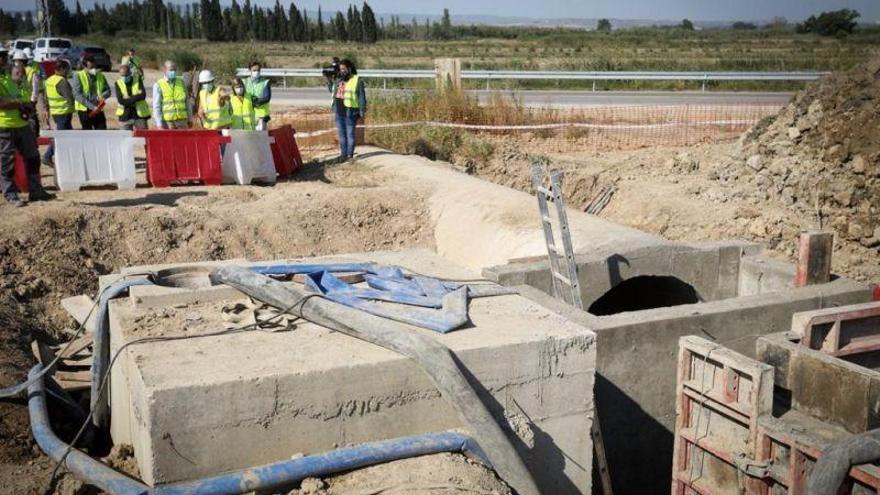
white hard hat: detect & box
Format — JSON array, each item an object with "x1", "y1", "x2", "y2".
[
  {"x1": 22, "y1": 47, "x2": 33, "y2": 59},
  {"x1": 198, "y1": 69, "x2": 215, "y2": 83},
  {"x1": 12, "y1": 50, "x2": 27, "y2": 61}
]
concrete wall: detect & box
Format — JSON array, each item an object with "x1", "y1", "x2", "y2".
[
  {"x1": 108, "y1": 252, "x2": 599, "y2": 494},
  {"x1": 757, "y1": 332, "x2": 880, "y2": 434},
  {"x1": 485, "y1": 241, "x2": 759, "y2": 311},
  {"x1": 512, "y1": 275, "x2": 872, "y2": 494}
]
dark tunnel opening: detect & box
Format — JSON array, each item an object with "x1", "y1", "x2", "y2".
[{"x1": 587, "y1": 275, "x2": 702, "y2": 316}]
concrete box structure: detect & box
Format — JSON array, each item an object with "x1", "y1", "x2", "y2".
[
  {"x1": 484, "y1": 242, "x2": 874, "y2": 493},
  {"x1": 107, "y1": 250, "x2": 598, "y2": 494}
]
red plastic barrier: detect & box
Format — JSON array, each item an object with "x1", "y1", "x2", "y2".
[
  {"x1": 873, "y1": 284, "x2": 880, "y2": 301},
  {"x1": 14, "y1": 137, "x2": 52, "y2": 191},
  {"x1": 135, "y1": 129, "x2": 229, "y2": 187},
  {"x1": 268, "y1": 125, "x2": 303, "y2": 178}
]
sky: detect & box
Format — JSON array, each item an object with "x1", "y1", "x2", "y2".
[{"x1": 5, "y1": 0, "x2": 879, "y2": 22}]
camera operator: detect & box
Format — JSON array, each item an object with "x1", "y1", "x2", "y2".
[{"x1": 326, "y1": 59, "x2": 366, "y2": 161}]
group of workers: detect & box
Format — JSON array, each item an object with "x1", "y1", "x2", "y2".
[
  {"x1": 0, "y1": 47, "x2": 274, "y2": 207},
  {"x1": 0, "y1": 46, "x2": 367, "y2": 207}
]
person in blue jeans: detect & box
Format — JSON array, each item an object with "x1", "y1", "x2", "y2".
[{"x1": 327, "y1": 59, "x2": 366, "y2": 161}]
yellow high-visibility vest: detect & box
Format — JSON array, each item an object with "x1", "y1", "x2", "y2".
[
  {"x1": 198, "y1": 87, "x2": 231, "y2": 129},
  {"x1": 0, "y1": 74, "x2": 27, "y2": 129},
  {"x1": 244, "y1": 77, "x2": 269, "y2": 119},
  {"x1": 45, "y1": 74, "x2": 74, "y2": 116},
  {"x1": 115, "y1": 78, "x2": 151, "y2": 119},
  {"x1": 158, "y1": 78, "x2": 188, "y2": 122},
  {"x1": 229, "y1": 94, "x2": 255, "y2": 130},
  {"x1": 343, "y1": 75, "x2": 360, "y2": 109},
  {"x1": 74, "y1": 69, "x2": 108, "y2": 112},
  {"x1": 20, "y1": 63, "x2": 39, "y2": 101}
]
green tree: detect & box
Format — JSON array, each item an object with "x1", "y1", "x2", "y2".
[
  {"x1": 45, "y1": 0, "x2": 71, "y2": 35},
  {"x1": 334, "y1": 11, "x2": 347, "y2": 41},
  {"x1": 680, "y1": 18, "x2": 694, "y2": 30},
  {"x1": 797, "y1": 9, "x2": 860, "y2": 36},
  {"x1": 289, "y1": 3, "x2": 304, "y2": 41},
  {"x1": 596, "y1": 18, "x2": 611, "y2": 32},
  {"x1": 362, "y1": 2, "x2": 378, "y2": 43},
  {"x1": 316, "y1": 6, "x2": 324, "y2": 40},
  {"x1": 0, "y1": 10, "x2": 15, "y2": 37},
  {"x1": 273, "y1": 0, "x2": 288, "y2": 40}
]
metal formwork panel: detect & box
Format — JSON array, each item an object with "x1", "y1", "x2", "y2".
[{"x1": 672, "y1": 336, "x2": 774, "y2": 495}]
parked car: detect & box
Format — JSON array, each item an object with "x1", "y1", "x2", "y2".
[
  {"x1": 62, "y1": 45, "x2": 83, "y2": 66},
  {"x1": 33, "y1": 37, "x2": 72, "y2": 62},
  {"x1": 80, "y1": 46, "x2": 113, "y2": 71},
  {"x1": 7, "y1": 39, "x2": 34, "y2": 52}
]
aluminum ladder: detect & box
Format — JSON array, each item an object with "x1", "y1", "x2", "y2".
[
  {"x1": 531, "y1": 161, "x2": 614, "y2": 495},
  {"x1": 530, "y1": 162, "x2": 583, "y2": 309}
]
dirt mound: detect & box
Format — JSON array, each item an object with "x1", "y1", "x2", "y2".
[
  {"x1": 0, "y1": 161, "x2": 434, "y2": 494},
  {"x1": 708, "y1": 56, "x2": 880, "y2": 279}
]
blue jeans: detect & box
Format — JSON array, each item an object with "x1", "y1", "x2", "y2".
[
  {"x1": 43, "y1": 114, "x2": 73, "y2": 163},
  {"x1": 336, "y1": 109, "x2": 360, "y2": 159}
]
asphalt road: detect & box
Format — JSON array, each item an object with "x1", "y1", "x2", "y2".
[{"x1": 273, "y1": 87, "x2": 793, "y2": 108}]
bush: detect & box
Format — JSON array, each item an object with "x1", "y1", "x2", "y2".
[
  {"x1": 210, "y1": 46, "x2": 266, "y2": 84},
  {"x1": 165, "y1": 49, "x2": 203, "y2": 72}
]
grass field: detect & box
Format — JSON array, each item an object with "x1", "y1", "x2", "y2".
[{"x1": 79, "y1": 27, "x2": 880, "y2": 91}]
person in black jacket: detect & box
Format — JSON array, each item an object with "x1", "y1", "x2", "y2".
[{"x1": 114, "y1": 64, "x2": 149, "y2": 130}]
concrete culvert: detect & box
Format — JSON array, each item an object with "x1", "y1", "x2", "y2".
[{"x1": 587, "y1": 275, "x2": 701, "y2": 316}]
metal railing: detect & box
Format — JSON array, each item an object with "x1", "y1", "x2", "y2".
[{"x1": 240, "y1": 68, "x2": 826, "y2": 81}]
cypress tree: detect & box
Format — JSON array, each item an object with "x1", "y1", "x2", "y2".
[{"x1": 362, "y1": 2, "x2": 377, "y2": 43}]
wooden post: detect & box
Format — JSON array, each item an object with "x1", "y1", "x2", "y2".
[
  {"x1": 434, "y1": 58, "x2": 461, "y2": 92},
  {"x1": 795, "y1": 230, "x2": 834, "y2": 287}
]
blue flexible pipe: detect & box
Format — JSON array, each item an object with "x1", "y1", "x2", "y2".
[{"x1": 28, "y1": 365, "x2": 491, "y2": 495}]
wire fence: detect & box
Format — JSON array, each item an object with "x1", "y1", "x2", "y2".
[{"x1": 274, "y1": 104, "x2": 780, "y2": 152}]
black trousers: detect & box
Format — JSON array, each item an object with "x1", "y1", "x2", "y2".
[
  {"x1": 77, "y1": 110, "x2": 107, "y2": 130},
  {"x1": 0, "y1": 125, "x2": 43, "y2": 199}
]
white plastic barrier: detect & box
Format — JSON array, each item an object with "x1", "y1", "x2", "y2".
[
  {"x1": 221, "y1": 130, "x2": 277, "y2": 185},
  {"x1": 45, "y1": 130, "x2": 141, "y2": 191}
]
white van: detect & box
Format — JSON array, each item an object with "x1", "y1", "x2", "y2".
[
  {"x1": 33, "y1": 37, "x2": 72, "y2": 62},
  {"x1": 7, "y1": 39, "x2": 34, "y2": 52}
]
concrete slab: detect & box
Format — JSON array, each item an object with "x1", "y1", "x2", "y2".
[{"x1": 108, "y1": 249, "x2": 598, "y2": 494}]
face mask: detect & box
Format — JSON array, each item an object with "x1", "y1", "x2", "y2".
[
  {"x1": 233, "y1": 87, "x2": 244, "y2": 96},
  {"x1": 251, "y1": 70, "x2": 260, "y2": 79},
  {"x1": 204, "y1": 83, "x2": 214, "y2": 91},
  {"x1": 122, "y1": 75, "x2": 132, "y2": 83},
  {"x1": 166, "y1": 70, "x2": 176, "y2": 80},
  {"x1": 89, "y1": 68, "x2": 98, "y2": 75}
]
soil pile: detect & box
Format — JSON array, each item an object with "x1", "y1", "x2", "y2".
[{"x1": 720, "y1": 57, "x2": 880, "y2": 273}]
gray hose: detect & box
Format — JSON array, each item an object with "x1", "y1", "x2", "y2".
[
  {"x1": 210, "y1": 266, "x2": 540, "y2": 495},
  {"x1": 806, "y1": 428, "x2": 880, "y2": 495}
]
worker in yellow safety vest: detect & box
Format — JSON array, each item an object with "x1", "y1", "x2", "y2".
[
  {"x1": 42, "y1": 59, "x2": 75, "y2": 166},
  {"x1": 244, "y1": 62, "x2": 271, "y2": 130},
  {"x1": 151, "y1": 60, "x2": 190, "y2": 129},
  {"x1": 196, "y1": 70, "x2": 231, "y2": 130},
  {"x1": 71, "y1": 55, "x2": 110, "y2": 130},
  {"x1": 327, "y1": 59, "x2": 366, "y2": 161},
  {"x1": 11, "y1": 50, "x2": 40, "y2": 136},
  {"x1": 0, "y1": 48, "x2": 55, "y2": 206},
  {"x1": 115, "y1": 64, "x2": 150, "y2": 130},
  {"x1": 229, "y1": 79, "x2": 255, "y2": 131}
]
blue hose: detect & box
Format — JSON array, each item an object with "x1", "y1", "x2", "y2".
[
  {"x1": 27, "y1": 365, "x2": 491, "y2": 495},
  {"x1": 91, "y1": 278, "x2": 155, "y2": 429}
]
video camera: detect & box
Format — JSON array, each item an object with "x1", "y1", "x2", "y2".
[{"x1": 322, "y1": 57, "x2": 341, "y2": 79}]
